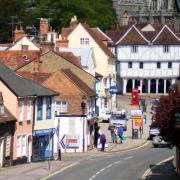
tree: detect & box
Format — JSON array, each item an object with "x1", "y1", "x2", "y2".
[{"x1": 156, "y1": 84, "x2": 180, "y2": 146}]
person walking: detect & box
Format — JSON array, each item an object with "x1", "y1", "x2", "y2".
[
  {"x1": 100, "y1": 133, "x2": 106, "y2": 151},
  {"x1": 114, "y1": 126, "x2": 118, "y2": 144},
  {"x1": 110, "y1": 126, "x2": 115, "y2": 143},
  {"x1": 118, "y1": 125, "x2": 123, "y2": 144}
]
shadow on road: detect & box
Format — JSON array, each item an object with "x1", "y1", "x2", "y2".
[{"x1": 147, "y1": 160, "x2": 179, "y2": 180}]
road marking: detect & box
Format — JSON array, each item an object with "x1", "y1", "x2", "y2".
[
  {"x1": 114, "y1": 160, "x2": 121, "y2": 164},
  {"x1": 124, "y1": 156, "x2": 133, "y2": 160},
  {"x1": 100, "y1": 168, "x2": 105, "y2": 171},
  {"x1": 40, "y1": 162, "x2": 79, "y2": 180},
  {"x1": 141, "y1": 156, "x2": 174, "y2": 180}
]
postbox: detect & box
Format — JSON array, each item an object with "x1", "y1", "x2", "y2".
[{"x1": 131, "y1": 88, "x2": 139, "y2": 106}]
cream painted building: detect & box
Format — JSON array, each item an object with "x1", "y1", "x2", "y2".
[{"x1": 57, "y1": 16, "x2": 117, "y2": 117}]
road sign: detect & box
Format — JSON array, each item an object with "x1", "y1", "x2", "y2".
[
  {"x1": 109, "y1": 86, "x2": 118, "y2": 94},
  {"x1": 60, "y1": 134, "x2": 80, "y2": 149}
]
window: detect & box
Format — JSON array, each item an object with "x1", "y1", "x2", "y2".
[
  {"x1": 128, "y1": 62, "x2": 132, "y2": 68},
  {"x1": 16, "y1": 136, "x2": 21, "y2": 157},
  {"x1": 56, "y1": 101, "x2": 67, "y2": 114},
  {"x1": 131, "y1": 45, "x2": 138, "y2": 53},
  {"x1": 139, "y1": 62, "x2": 143, "y2": 69},
  {"x1": 80, "y1": 38, "x2": 89, "y2": 45},
  {"x1": 22, "y1": 45, "x2": 29, "y2": 50},
  {"x1": 16, "y1": 135, "x2": 27, "y2": 157},
  {"x1": 21, "y1": 135, "x2": 27, "y2": 156},
  {"x1": 163, "y1": 0, "x2": 168, "y2": 9},
  {"x1": 168, "y1": 62, "x2": 172, "y2": 68},
  {"x1": 152, "y1": 0, "x2": 158, "y2": 10},
  {"x1": 163, "y1": 45, "x2": 169, "y2": 53},
  {"x1": 19, "y1": 100, "x2": 24, "y2": 122},
  {"x1": 157, "y1": 62, "x2": 161, "y2": 69},
  {"x1": 37, "y1": 97, "x2": 43, "y2": 120},
  {"x1": 27, "y1": 100, "x2": 32, "y2": 121},
  {"x1": 46, "y1": 97, "x2": 52, "y2": 119}
]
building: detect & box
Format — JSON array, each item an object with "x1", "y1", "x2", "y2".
[
  {"x1": 0, "y1": 93, "x2": 16, "y2": 167},
  {"x1": 112, "y1": 0, "x2": 180, "y2": 32},
  {"x1": 107, "y1": 23, "x2": 180, "y2": 95},
  {"x1": 57, "y1": 16, "x2": 116, "y2": 117},
  {"x1": 0, "y1": 62, "x2": 58, "y2": 164}
]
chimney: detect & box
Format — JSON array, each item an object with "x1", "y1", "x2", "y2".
[
  {"x1": 40, "y1": 18, "x2": 49, "y2": 40},
  {"x1": 70, "y1": 15, "x2": 78, "y2": 29},
  {"x1": 56, "y1": 36, "x2": 69, "y2": 48},
  {"x1": 14, "y1": 25, "x2": 25, "y2": 42}
]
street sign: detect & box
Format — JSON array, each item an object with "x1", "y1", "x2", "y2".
[
  {"x1": 60, "y1": 134, "x2": 80, "y2": 149},
  {"x1": 109, "y1": 86, "x2": 118, "y2": 94}
]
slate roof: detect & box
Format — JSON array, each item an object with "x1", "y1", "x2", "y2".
[
  {"x1": 0, "y1": 62, "x2": 58, "y2": 97},
  {"x1": 62, "y1": 69, "x2": 96, "y2": 97}
]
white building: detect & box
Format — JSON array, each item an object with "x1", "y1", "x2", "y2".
[{"x1": 108, "y1": 23, "x2": 180, "y2": 95}]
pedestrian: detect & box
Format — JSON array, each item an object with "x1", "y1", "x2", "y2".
[
  {"x1": 100, "y1": 133, "x2": 106, "y2": 151},
  {"x1": 94, "y1": 125, "x2": 99, "y2": 148},
  {"x1": 114, "y1": 126, "x2": 118, "y2": 144},
  {"x1": 110, "y1": 127, "x2": 115, "y2": 143},
  {"x1": 118, "y1": 125, "x2": 123, "y2": 144}
]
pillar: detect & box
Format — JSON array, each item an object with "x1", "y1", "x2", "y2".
[
  {"x1": 156, "y1": 79, "x2": 159, "y2": 94},
  {"x1": 148, "y1": 79, "x2": 151, "y2": 94},
  {"x1": 164, "y1": 79, "x2": 167, "y2": 94},
  {"x1": 140, "y1": 79, "x2": 143, "y2": 94},
  {"x1": 123, "y1": 79, "x2": 127, "y2": 94},
  {"x1": 132, "y1": 79, "x2": 135, "y2": 89}
]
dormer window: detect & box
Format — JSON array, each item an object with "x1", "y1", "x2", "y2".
[
  {"x1": 131, "y1": 45, "x2": 138, "y2": 53},
  {"x1": 163, "y1": 45, "x2": 169, "y2": 53}
]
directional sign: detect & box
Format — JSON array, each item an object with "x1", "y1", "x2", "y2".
[
  {"x1": 109, "y1": 86, "x2": 118, "y2": 94},
  {"x1": 60, "y1": 134, "x2": 80, "y2": 149}
]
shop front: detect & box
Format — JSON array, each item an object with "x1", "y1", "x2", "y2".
[{"x1": 32, "y1": 128, "x2": 55, "y2": 161}]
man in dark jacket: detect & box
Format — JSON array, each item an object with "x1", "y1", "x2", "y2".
[{"x1": 100, "y1": 133, "x2": 106, "y2": 151}]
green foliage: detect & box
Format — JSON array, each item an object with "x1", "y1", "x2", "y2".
[
  {"x1": 0, "y1": 0, "x2": 116, "y2": 42},
  {"x1": 156, "y1": 85, "x2": 180, "y2": 146}
]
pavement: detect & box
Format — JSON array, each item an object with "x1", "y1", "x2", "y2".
[{"x1": 0, "y1": 97, "x2": 178, "y2": 180}]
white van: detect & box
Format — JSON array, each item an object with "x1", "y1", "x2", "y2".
[{"x1": 109, "y1": 109, "x2": 127, "y2": 131}]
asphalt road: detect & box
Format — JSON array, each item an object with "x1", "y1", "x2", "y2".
[{"x1": 47, "y1": 144, "x2": 174, "y2": 180}]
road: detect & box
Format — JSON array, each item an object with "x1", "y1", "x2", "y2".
[{"x1": 47, "y1": 144, "x2": 174, "y2": 180}]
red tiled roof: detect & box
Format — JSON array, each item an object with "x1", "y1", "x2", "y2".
[
  {"x1": 91, "y1": 28, "x2": 109, "y2": 41},
  {"x1": 62, "y1": 69, "x2": 96, "y2": 97},
  {"x1": 17, "y1": 71, "x2": 51, "y2": 84},
  {"x1": 153, "y1": 26, "x2": 180, "y2": 45},
  {"x1": 82, "y1": 24, "x2": 115, "y2": 58},
  {"x1": 55, "y1": 51, "x2": 82, "y2": 68}
]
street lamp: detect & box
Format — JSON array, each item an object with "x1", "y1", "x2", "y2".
[{"x1": 81, "y1": 96, "x2": 86, "y2": 153}]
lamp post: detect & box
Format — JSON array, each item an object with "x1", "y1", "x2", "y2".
[
  {"x1": 57, "y1": 118, "x2": 61, "y2": 161},
  {"x1": 81, "y1": 96, "x2": 86, "y2": 153}
]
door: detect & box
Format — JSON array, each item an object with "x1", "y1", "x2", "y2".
[{"x1": 0, "y1": 139, "x2": 4, "y2": 167}]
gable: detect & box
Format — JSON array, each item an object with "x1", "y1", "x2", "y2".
[
  {"x1": 153, "y1": 26, "x2": 180, "y2": 45},
  {"x1": 116, "y1": 26, "x2": 149, "y2": 45},
  {"x1": 141, "y1": 24, "x2": 156, "y2": 32},
  {"x1": 8, "y1": 36, "x2": 40, "y2": 51}
]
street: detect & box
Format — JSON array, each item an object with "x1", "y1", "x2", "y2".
[{"x1": 47, "y1": 144, "x2": 174, "y2": 180}]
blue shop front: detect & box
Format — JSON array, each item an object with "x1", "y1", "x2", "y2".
[{"x1": 32, "y1": 128, "x2": 55, "y2": 161}]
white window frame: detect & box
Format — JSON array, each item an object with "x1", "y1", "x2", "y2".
[
  {"x1": 16, "y1": 136, "x2": 21, "y2": 157},
  {"x1": 163, "y1": 45, "x2": 169, "y2": 53},
  {"x1": 18, "y1": 100, "x2": 24, "y2": 122},
  {"x1": 80, "y1": 37, "x2": 89, "y2": 45},
  {"x1": 56, "y1": 101, "x2": 68, "y2": 114},
  {"x1": 27, "y1": 100, "x2": 32, "y2": 121},
  {"x1": 21, "y1": 135, "x2": 27, "y2": 156}
]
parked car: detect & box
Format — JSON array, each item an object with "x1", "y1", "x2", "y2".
[
  {"x1": 99, "y1": 111, "x2": 111, "y2": 122},
  {"x1": 152, "y1": 135, "x2": 170, "y2": 148},
  {"x1": 149, "y1": 121, "x2": 160, "y2": 140},
  {"x1": 109, "y1": 109, "x2": 127, "y2": 131}
]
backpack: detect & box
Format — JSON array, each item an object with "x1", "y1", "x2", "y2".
[{"x1": 118, "y1": 127, "x2": 123, "y2": 136}]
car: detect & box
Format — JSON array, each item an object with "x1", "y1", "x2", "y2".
[
  {"x1": 99, "y1": 111, "x2": 111, "y2": 122},
  {"x1": 109, "y1": 109, "x2": 127, "y2": 131},
  {"x1": 152, "y1": 135, "x2": 170, "y2": 148},
  {"x1": 149, "y1": 121, "x2": 160, "y2": 140}
]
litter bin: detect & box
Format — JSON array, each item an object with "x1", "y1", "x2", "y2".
[{"x1": 132, "y1": 129, "x2": 138, "y2": 139}]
